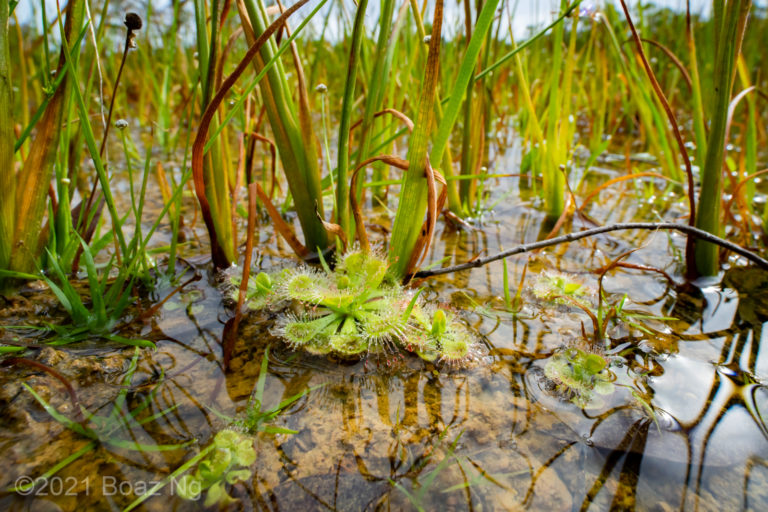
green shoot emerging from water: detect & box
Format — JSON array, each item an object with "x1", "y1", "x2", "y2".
[{"x1": 208, "y1": 348, "x2": 312, "y2": 435}]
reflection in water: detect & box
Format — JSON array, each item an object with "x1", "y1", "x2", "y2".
[{"x1": 2, "y1": 168, "x2": 768, "y2": 510}]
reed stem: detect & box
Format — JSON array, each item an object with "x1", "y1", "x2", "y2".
[
  {"x1": 0, "y1": 1, "x2": 14, "y2": 274},
  {"x1": 336, "y1": 0, "x2": 369, "y2": 240},
  {"x1": 694, "y1": 0, "x2": 752, "y2": 276}
]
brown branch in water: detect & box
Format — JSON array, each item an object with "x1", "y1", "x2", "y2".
[{"x1": 413, "y1": 222, "x2": 768, "y2": 278}]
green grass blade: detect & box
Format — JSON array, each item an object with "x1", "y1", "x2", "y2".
[
  {"x1": 430, "y1": 0, "x2": 500, "y2": 168},
  {"x1": 7, "y1": 442, "x2": 96, "y2": 493},
  {"x1": 254, "y1": 347, "x2": 270, "y2": 406},
  {"x1": 474, "y1": 1, "x2": 582, "y2": 82},
  {"x1": 336, "y1": 0, "x2": 369, "y2": 239},
  {"x1": 388, "y1": 0, "x2": 445, "y2": 278},
  {"x1": 1, "y1": 1, "x2": 16, "y2": 275},
  {"x1": 694, "y1": 0, "x2": 752, "y2": 275},
  {"x1": 23, "y1": 383, "x2": 93, "y2": 437},
  {"x1": 123, "y1": 443, "x2": 215, "y2": 512}
]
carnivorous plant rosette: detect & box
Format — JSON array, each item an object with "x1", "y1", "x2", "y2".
[
  {"x1": 237, "y1": 249, "x2": 480, "y2": 365},
  {"x1": 544, "y1": 347, "x2": 616, "y2": 408}
]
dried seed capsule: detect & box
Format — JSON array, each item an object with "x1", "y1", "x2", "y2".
[{"x1": 124, "y1": 12, "x2": 143, "y2": 31}]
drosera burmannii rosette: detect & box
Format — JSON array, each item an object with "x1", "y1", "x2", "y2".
[
  {"x1": 543, "y1": 345, "x2": 616, "y2": 408},
  {"x1": 233, "y1": 248, "x2": 482, "y2": 367}
]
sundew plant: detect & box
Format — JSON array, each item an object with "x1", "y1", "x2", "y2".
[
  {"x1": 1, "y1": 0, "x2": 766, "y2": 295},
  {"x1": 2, "y1": 0, "x2": 768, "y2": 510},
  {"x1": 0, "y1": 0, "x2": 765, "y2": 368},
  {"x1": 232, "y1": 249, "x2": 481, "y2": 366}
]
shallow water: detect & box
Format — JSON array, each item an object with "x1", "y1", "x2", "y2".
[{"x1": 1, "y1": 149, "x2": 768, "y2": 511}]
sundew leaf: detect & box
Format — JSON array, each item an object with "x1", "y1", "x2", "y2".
[
  {"x1": 225, "y1": 469, "x2": 252, "y2": 485},
  {"x1": 564, "y1": 282, "x2": 583, "y2": 295},
  {"x1": 584, "y1": 353, "x2": 607, "y2": 374}
]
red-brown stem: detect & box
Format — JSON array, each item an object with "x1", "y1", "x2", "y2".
[{"x1": 618, "y1": 0, "x2": 697, "y2": 277}]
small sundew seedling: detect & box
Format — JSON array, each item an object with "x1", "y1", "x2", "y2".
[
  {"x1": 408, "y1": 306, "x2": 478, "y2": 367},
  {"x1": 175, "y1": 430, "x2": 256, "y2": 507},
  {"x1": 229, "y1": 270, "x2": 279, "y2": 310},
  {"x1": 544, "y1": 347, "x2": 615, "y2": 408},
  {"x1": 431, "y1": 309, "x2": 447, "y2": 337},
  {"x1": 533, "y1": 271, "x2": 590, "y2": 303}
]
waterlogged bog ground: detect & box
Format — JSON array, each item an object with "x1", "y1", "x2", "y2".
[
  {"x1": 1, "y1": 0, "x2": 768, "y2": 510},
  {"x1": 2, "y1": 155, "x2": 768, "y2": 510}
]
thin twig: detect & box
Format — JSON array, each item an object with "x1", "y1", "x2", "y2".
[{"x1": 413, "y1": 223, "x2": 768, "y2": 278}]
